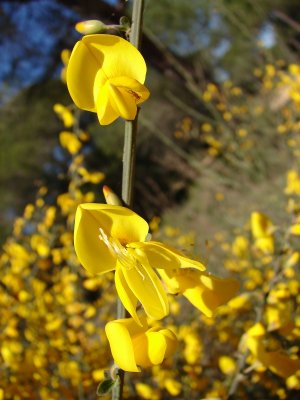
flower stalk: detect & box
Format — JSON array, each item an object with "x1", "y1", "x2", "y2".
[{"x1": 114, "y1": 0, "x2": 145, "y2": 398}]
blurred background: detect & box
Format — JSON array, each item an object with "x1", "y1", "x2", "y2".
[{"x1": 1, "y1": 0, "x2": 300, "y2": 244}]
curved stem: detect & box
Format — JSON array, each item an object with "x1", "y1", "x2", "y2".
[{"x1": 112, "y1": 1, "x2": 145, "y2": 399}]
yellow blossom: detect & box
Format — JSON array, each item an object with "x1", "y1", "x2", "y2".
[
  {"x1": 59, "y1": 131, "x2": 82, "y2": 155},
  {"x1": 60, "y1": 49, "x2": 71, "y2": 82},
  {"x1": 105, "y1": 317, "x2": 177, "y2": 372},
  {"x1": 67, "y1": 34, "x2": 150, "y2": 125},
  {"x1": 251, "y1": 212, "x2": 274, "y2": 254},
  {"x1": 53, "y1": 103, "x2": 74, "y2": 128},
  {"x1": 135, "y1": 383, "x2": 160, "y2": 399},
  {"x1": 218, "y1": 355, "x2": 236, "y2": 375},
  {"x1": 243, "y1": 323, "x2": 300, "y2": 378},
  {"x1": 77, "y1": 167, "x2": 105, "y2": 184},
  {"x1": 74, "y1": 204, "x2": 206, "y2": 322},
  {"x1": 285, "y1": 169, "x2": 300, "y2": 196},
  {"x1": 164, "y1": 378, "x2": 182, "y2": 396}
]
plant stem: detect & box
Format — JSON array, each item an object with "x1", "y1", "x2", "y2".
[
  {"x1": 122, "y1": 117, "x2": 138, "y2": 208},
  {"x1": 112, "y1": 1, "x2": 145, "y2": 399}
]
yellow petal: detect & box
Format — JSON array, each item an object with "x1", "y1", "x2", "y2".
[
  {"x1": 109, "y1": 76, "x2": 150, "y2": 104},
  {"x1": 147, "y1": 329, "x2": 177, "y2": 365},
  {"x1": 74, "y1": 204, "x2": 117, "y2": 275},
  {"x1": 146, "y1": 331, "x2": 168, "y2": 365},
  {"x1": 77, "y1": 204, "x2": 149, "y2": 244},
  {"x1": 188, "y1": 274, "x2": 239, "y2": 317},
  {"x1": 132, "y1": 241, "x2": 206, "y2": 272},
  {"x1": 105, "y1": 318, "x2": 147, "y2": 372},
  {"x1": 160, "y1": 329, "x2": 178, "y2": 359},
  {"x1": 200, "y1": 273, "x2": 240, "y2": 292},
  {"x1": 159, "y1": 269, "x2": 239, "y2": 317},
  {"x1": 131, "y1": 332, "x2": 151, "y2": 368},
  {"x1": 132, "y1": 327, "x2": 177, "y2": 368},
  {"x1": 108, "y1": 83, "x2": 137, "y2": 120},
  {"x1": 183, "y1": 285, "x2": 214, "y2": 317},
  {"x1": 95, "y1": 76, "x2": 149, "y2": 123},
  {"x1": 115, "y1": 266, "x2": 140, "y2": 325},
  {"x1": 82, "y1": 34, "x2": 147, "y2": 83},
  {"x1": 95, "y1": 80, "x2": 119, "y2": 125},
  {"x1": 66, "y1": 40, "x2": 99, "y2": 111},
  {"x1": 122, "y1": 250, "x2": 169, "y2": 320},
  {"x1": 157, "y1": 269, "x2": 181, "y2": 294}
]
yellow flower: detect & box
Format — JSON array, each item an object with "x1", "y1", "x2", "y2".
[
  {"x1": 53, "y1": 103, "x2": 74, "y2": 127},
  {"x1": 243, "y1": 323, "x2": 300, "y2": 378},
  {"x1": 105, "y1": 317, "x2": 177, "y2": 372},
  {"x1": 218, "y1": 355, "x2": 236, "y2": 375},
  {"x1": 158, "y1": 268, "x2": 239, "y2": 317},
  {"x1": 60, "y1": 49, "x2": 71, "y2": 83},
  {"x1": 67, "y1": 34, "x2": 150, "y2": 125},
  {"x1": 77, "y1": 167, "x2": 105, "y2": 184},
  {"x1": 74, "y1": 204, "x2": 205, "y2": 322},
  {"x1": 250, "y1": 212, "x2": 275, "y2": 254},
  {"x1": 59, "y1": 131, "x2": 82, "y2": 155}
]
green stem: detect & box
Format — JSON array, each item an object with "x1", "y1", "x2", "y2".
[
  {"x1": 112, "y1": 1, "x2": 145, "y2": 399},
  {"x1": 122, "y1": 117, "x2": 138, "y2": 207}
]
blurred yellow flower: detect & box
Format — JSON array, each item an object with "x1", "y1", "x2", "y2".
[
  {"x1": 243, "y1": 323, "x2": 300, "y2": 378},
  {"x1": 251, "y1": 212, "x2": 274, "y2": 254},
  {"x1": 77, "y1": 167, "x2": 105, "y2": 184},
  {"x1": 285, "y1": 170, "x2": 300, "y2": 195},
  {"x1": 67, "y1": 34, "x2": 150, "y2": 125},
  {"x1": 60, "y1": 49, "x2": 71, "y2": 83},
  {"x1": 53, "y1": 103, "x2": 74, "y2": 128},
  {"x1": 59, "y1": 131, "x2": 82, "y2": 155},
  {"x1": 218, "y1": 355, "x2": 236, "y2": 375},
  {"x1": 135, "y1": 383, "x2": 160, "y2": 399},
  {"x1": 74, "y1": 204, "x2": 206, "y2": 322},
  {"x1": 105, "y1": 317, "x2": 177, "y2": 372},
  {"x1": 164, "y1": 378, "x2": 182, "y2": 396}
]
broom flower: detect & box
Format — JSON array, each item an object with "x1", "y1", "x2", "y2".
[
  {"x1": 67, "y1": 34, "x2": 150, "y2": 125},
  {"x1": 74, "y1": 204, "x2": 206, "y2": 323},
  {"x1": 105, "y1": 316, "x2": 177, "y2": 372}
]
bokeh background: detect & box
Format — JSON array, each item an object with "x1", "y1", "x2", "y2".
[
  {"x1": 1, "y1": 0, "x2": 300, "y2": 399},
  {"x1": 2, "y1": 0, "x2": 300, "y2": 244}
]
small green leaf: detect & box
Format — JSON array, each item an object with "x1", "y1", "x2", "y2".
[{"x1": 96, "y1": 376, "x2": 120, "y2": 397}]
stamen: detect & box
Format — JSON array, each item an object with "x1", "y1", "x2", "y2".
[
  {"x1": 135, "y1": 261, "x2": 145, "y2": 281},
  {"x1": 98, "y1": 228, "x2": 137, "y2": 270}
]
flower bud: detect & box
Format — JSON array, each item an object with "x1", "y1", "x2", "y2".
[
  {"x1": 75, "y1": 20, "x2": 107, "y2": 35},
  {"x1": 103, "y1": 185, "x2": 122, "y2": 206}
]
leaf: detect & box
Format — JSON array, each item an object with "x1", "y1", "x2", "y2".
[{"x1": 96, "y1": 376, "x2": 120, "y2": 397}]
